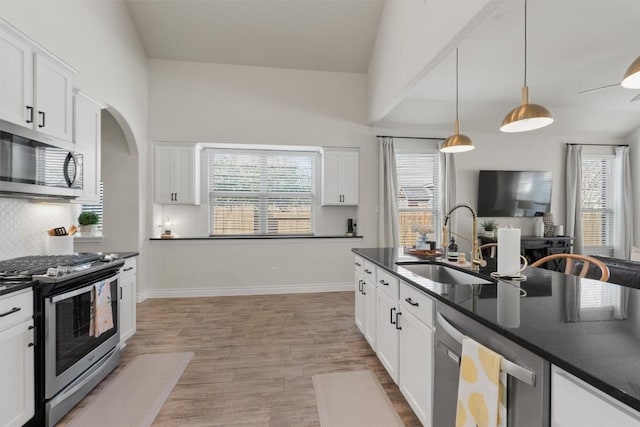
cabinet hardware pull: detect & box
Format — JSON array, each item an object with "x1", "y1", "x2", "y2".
[
  {"x1": 354, "y1": 262, "x2": 361, "y2": 267},
  {"x1": 364, "y1": 269, "x2": 371, "y2": 274},
  {"x1": 175, "y1": 193, "x2": 178, "y2": 201},
  {"x1": 123, "y1": 267, "x2": 134, "y2": 272},
  {"x1": 0, "y1": 307, "x2": 20, "y2": 317},
  {"x1": 26, "y1": 106, "x2": 33, "y2": 123},
  {"x1": 358, "y1": 280, "x2": 362, "y2": 293},
  {"x1": 28, "y1": 325, "x2": 34, "y2": 330},
  {"x1": 361, "y1": 282, "x2": 366, "y2": 295},
  {"x1": 38, "y1": 111, "x2": 45, "y2": 128},
  {"x1": 28, "y1": 343, "x2": 34, "y2": 347},
  {"x1": 390, "y1": 307, "x2": 396, "y2": 325},
  {"x1": 395, "y1": 312, "x2": 402, "y2": 330},
  {"x1": 405, "y1": 297, "x2": 419, "y2": 307},
  {"x1": 379, "y1": 280, "x2": 388, "y2": 286}
]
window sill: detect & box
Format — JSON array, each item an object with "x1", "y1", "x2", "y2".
[
  {"x1": 74, "y1": 233, "x2": 103, "y2": 243},
  {"x1": 149, "y1": 235, "x2": 363, "y2": 241}
]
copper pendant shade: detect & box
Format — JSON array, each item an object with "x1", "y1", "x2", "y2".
[
  {"x1": 621, "y1": 56, "x2": 640, "y2": 89},
  {"x1": 500, "y1": 0, "x2": 553, "y2": 133},
  {"x1": 440, "y1": 49, "x2": 474, "y2": 153}
]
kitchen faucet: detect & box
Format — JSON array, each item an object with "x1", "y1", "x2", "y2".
[{"x1": 442, "y1": 203, "x2": 486, "y2": 269}]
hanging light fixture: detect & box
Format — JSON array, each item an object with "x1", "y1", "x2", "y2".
[
  {"x1": 441, "y1": 48, "x2": 474, "y2": 153},
  {"x1": 621, "y1": 56, "x2": 640, "y2": 89},
  {"x1": 500, "y1": 0, "x2": 553, "y2": 133}
]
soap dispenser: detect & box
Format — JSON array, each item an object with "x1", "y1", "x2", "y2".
[
  {"x1": 447, "y1": 237, "x2": 458, "y2": 262},
  {"x1": 535, "y1": 217, "x2": 544, "y2": 237}
]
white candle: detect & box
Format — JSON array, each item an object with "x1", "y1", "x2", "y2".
[{"x1": 497, "y1": 227, "x2": 521, "y2": 276}]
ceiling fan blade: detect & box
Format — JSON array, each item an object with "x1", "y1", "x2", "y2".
[
  {"x1": 631, "y1": 93, "x2": 640, "y2": 103},
  {"x1": 578, "y1": 83, "x2": 620, "y2": 95}
]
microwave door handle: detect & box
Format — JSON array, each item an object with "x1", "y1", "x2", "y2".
[{"x1": 63, "y1": 152, "x2": 78, "y2": 187}]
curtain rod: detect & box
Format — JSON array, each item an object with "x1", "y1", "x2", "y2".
[
  {"x1": 565, "y1": 143, "x2": 628, "y2": 147},
  {"x1": 377, "y1": 135, "x2": 444, "y2": 140}
]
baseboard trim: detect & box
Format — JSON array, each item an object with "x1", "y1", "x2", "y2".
[{"x1": 144, "y1": 282, "x2": 353, "y2": 299}]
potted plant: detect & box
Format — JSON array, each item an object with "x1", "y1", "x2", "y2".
[
  {"x1": 78, "y1": 211, "x2": 99, "y2": 235},
  {"x1": 480, "y1": 219, "x2": 499, "y2": 237}
]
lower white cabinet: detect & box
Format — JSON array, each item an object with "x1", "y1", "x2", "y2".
[
  {"x1": 376, "y1": 290, "x2": 400, "y2": 383},
  {"x1": 552, "y1": 365, "x2": 640, "y2": 427},
  {"x1": 398, "y1": 294, "x2": 434, "y2": 427},
  {"x1": 354, "y1": 270, "x2": 365, "y2": 333},
  {"x1": 119, "y1": 257, "x2": 137, "y2": 346},
  {"x1": 363, "y1": 278, "x2": 377, "y2": 351},
  {"x1": 0, "y1": 289, "x2": 34, "y2": 427}
]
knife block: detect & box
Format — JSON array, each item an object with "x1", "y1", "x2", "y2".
[{"x1": 47, "y1": 235, "x2": 74, "y2": 255}]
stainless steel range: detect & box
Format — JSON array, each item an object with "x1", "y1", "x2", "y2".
[{"x1": 0, "y1": 253, "x2": 125, "y2": 426}]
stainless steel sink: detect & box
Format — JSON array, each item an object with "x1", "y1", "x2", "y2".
[{"x1": 397, "y1": 263, "x2": 493, "y2": 285}]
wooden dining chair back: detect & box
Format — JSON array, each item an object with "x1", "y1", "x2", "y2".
[
  {"x1": 478, "y1": 243, "x2": 498, "y2": 259},
  {"x1": 530, "y1": 253, "x2": 610, "y2": 282}
]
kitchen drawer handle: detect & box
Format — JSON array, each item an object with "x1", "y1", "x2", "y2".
[
  {"x1": 38, "y1": 111, "x2": 45, "y2": 128},
  {"x1": 123, "y1": 267, "x2": 134, "y2": 272},
  {"x1": 26, "y1": 106, "x2": 33, "y2": 123},
  {"x1": 364, "y1": 269, "x2": 372, "y2": 274},
  {"x1": 390, "y1": 307, "x2": 396, "y2": 325},
  {"x1": 361, "y1": 283, "x2": 366, "y2": 295},
  {"x1": 354, "y1": 262, "x2": 361, "y2": 267},
  {"x1": 395, "y1": 312, "x2": 402, "y2": 330},
  {"x1": 405, "y1": 297, "x2": 419, "y2": 307},
  {"x1": 357, "y1": 279, "x2": 362, "y2": 293},
  {"x1": 28, "y1": 342, "x2": 34, "y2": 347},
  {"x1": 0, "y1": 307, "x2": 21, "y2": 317},
  {"x1": 379, "y1": 280, "x2": 389, "y2": 286}
]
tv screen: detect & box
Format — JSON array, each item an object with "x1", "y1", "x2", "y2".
[{"x1": 477, "y1": 170, "x2": 552, "y2": 217}]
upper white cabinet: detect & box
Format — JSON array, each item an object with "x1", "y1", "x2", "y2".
[
  {"x1": 73, "y1": 90, "x2": 103, "y2": 202},
  {"x1": 321, "y1": 148, "x2": 359, "y2": 205},
  {"x1": 153, "y1": 143, "x2": 201, "y2": 205},
  {"x1": 0, "y1": 19, "x2": 76, "y2": 141},
  {"x1": 552, "y1": 365, "x2": 640, "y2": 427}
]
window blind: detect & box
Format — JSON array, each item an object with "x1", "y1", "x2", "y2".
[
  {"x1": 80, "y1": 181, "x2": 104, "y2": 231},
  {"x1": 581, "y1": 155, "x2": 614, "y2": 256},
  {"x1": 395, "y1": 152, "x2": 440, "y2": 248},
  {"x1": 208, "y1": 149, "x2": 316, "y2": 236}
]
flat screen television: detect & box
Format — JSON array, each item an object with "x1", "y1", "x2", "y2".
[{"x1": 477, "y1": 170, "x2": 552, "y2": 217}]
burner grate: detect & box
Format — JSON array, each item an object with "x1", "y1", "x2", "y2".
[{"x1": 0, "y1": 254, "x2": 102, "y2": 279}]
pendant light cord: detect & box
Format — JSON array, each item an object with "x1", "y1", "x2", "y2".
[
  {"x1": 524, "y1": 0, "x2": 528, "y2": 86},
  {"x1": 455, "y1": 48, "x2": 459, "y2": 121}
]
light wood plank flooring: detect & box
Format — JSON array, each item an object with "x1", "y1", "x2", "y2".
[{"x1": 60, "y1": 292, "x2": 421, "y2": 426}]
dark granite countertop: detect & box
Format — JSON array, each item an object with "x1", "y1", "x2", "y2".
[
  {"x1": 353, "y1": 247, "x2": 640, "y2": 412},
  {"x1": 112, "y1": 251, "x2": 138, "y2": 259}
]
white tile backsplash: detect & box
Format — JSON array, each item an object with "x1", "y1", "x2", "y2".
[{"x1": 0, "y1": 198, "x2": 74, "y2": 260}]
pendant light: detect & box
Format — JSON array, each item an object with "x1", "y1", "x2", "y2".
[
  {"x1": 441, "y1": 48, "x2": 474, "y2": 153},
  {"x1": 500, "y1": 0, "x2": 553, "y2": 133},
  {"x1": 621, "y1": 56, "x2": 640, "y2": 89}
]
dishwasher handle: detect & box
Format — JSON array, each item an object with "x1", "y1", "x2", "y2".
[{"x1": 436, "y1": 312, "x2": 536, "y2": 387}]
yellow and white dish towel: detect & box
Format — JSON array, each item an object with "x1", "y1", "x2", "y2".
[
  {"x1": 90, "y1": 280, "x2": 114, "y2": 338},
  {"x1": 456, "y1": 336, "x2": 507, "y2": 427}
]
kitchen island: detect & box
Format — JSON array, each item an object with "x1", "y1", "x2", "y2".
[{"x1": 353, "y1": 247, "x2": 640, "y2": 425}]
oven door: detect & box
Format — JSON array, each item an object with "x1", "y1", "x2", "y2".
[{"x1": 44, "y1": 272, "x2": 120, "y2": 399}]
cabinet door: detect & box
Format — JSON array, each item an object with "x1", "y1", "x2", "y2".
[
  {"x1": 153, "y1": 145, "x2": 175, "y2": 203},
  {"x1": 376, "y1": 290, "x2": 399, "y2": 383},
  {"x1": 0, "y1": 25, "x2": 33, "y2": 128},
  {"x1": 173, "y1": 146, "x2": 198, "y2": 204},
  {"x1": 321, "y1": 150, "x2": 341, "y2": 205},
  {"x1": 399, "y1": 310, "x2": 434, "y2": 427},
  {"x1": 552, "y1": 366, "x2": 640, "y2": 427},
  {"x1": 0, "y1": 320, "x2": 35, "y2": 427},
  {"x1": 119, "y1": 270, "x2": 137, "y2": 345},
  {"x1": 354, "y1": 272, "x2": 365, "y2": 334},
  {"x1": 339, "y1": 150, "x2": 359, "y2": 205},
  {"x1": 73, "y1": 92, "x2": 102, "y2": 202},
  {"x1": 363, "y1": 280, "x2": 377, "y2": 350},
  {"x1": 34, "y1": 53, "x2": 73, "y2": 141}
]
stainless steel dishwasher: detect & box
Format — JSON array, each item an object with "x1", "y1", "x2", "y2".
[{"x1": 434, "y1": 301, "x2": 551, "y2": 426}]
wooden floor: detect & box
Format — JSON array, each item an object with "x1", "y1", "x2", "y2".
[{"x1": 60, "y1": 292, "x2": 421, "y2": 426}]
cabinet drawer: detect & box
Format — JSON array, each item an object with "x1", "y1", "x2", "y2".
[
  {"x1": 0, "y1": 289, "x2": 33, "y2": 331},
  {"x1": 363, "y1": 260, "x2": 376, "y2": 282},
  {"x1": 377, "y1": 268, "x2": 399, "y2": 300},
  {"x1": 400, "y1": 282, "x2": 434, "y2": 328},
  {"x1": 354, "y1": 256, "x2": 364, "y2": 274}
]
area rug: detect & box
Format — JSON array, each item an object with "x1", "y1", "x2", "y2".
[
  {"x1": 66, "y1": 352, "x2": 193, "y2": 427},
  {"x1": 312, "y1": 370, "x2": 405, "y2": 427}
]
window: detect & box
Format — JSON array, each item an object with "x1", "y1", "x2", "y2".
[
  {"x1": 581, "y1": 155, "x2": 615, "y2": 256},
  {"x1": 80, "y1": 181, "x2": 104, "y2": 231},
  {"x1": 395, "y1": 151, "x2": 440, "y2": 247},
  {"x1": 208, "y1": 149, "x2": 316, "y2": 236}
]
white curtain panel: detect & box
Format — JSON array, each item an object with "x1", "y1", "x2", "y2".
[
  {"x1": 378, "y1": 137, "x2": 399, "y2": 247},
  {"x1": 565, "y1": 145, "x2": 583, "y2": 254},
  {"x1": 439, "y1": 151, "x2": 457, "y2": 245},
  {"x1": 614, "y1": 146, "x2": 633, "y2": 259}
]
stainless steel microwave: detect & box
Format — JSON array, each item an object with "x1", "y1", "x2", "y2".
[{"x1": 0, "y1": 120, "x2": 83, "y2": 199}]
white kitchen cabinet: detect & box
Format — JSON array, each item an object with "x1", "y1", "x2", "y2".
[
  {"x1": 0, "y1": 289, "x2": 35, "y2": 427},
  {"x1": 354, "y1": 256, "x2": 376, "y2": 350},
  {"x1": 0, "y1": 19, "x2": 75, "y2": 141},
  {"x1": 73, "y1": 90, "x2": 103, "y2": 202},
  {"x1": 354, "y1": 257, "x2": 365, "y2": 333},
  {"x1": 363, "y1": 276, "x2": 377, "y2": 350},
  {"x1": 398, "y1": 281, "x2": 435, "y2": 427},
  {"x1": 153, "y1": 143, "x2": 200, "y2": 205},
  {"x1": 551, "y1": 365, "x2": 640, "y2": 427},
  {"x1": 321, "y1": 148, "x2": 359, "y2": 205},
  {"x1": 376, "y1": 289, "x2": 400, "y2": 383},
  {"x1": 119, "y1": 257, "x2": 137, "y2": 346}
]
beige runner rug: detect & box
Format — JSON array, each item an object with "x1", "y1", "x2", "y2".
[
  {"x1": 312, "y1": 370, "x2": 405, "y2": 427},
  {"x1": 67, "y1": 352, "x2": 193, "y2": 427}
]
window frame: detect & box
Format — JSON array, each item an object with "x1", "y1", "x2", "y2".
[{"x1": 581, "y1": 153, "x2": 615, "y2": 257}]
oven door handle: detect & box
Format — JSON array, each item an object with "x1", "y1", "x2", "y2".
[{"x1": 50, "y1": 273, "x2": 120, "y2": 303}]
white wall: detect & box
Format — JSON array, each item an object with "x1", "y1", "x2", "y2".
[
  {"x1": 626, "y1": 127, "x2": 640, "y2": 247},
  {"x1": 145, "y1": 59, "x2": 376, "y2": 296},
  {"x1": 367, "y1": 0, "x2": 500, "y2": 123}
]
